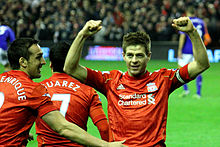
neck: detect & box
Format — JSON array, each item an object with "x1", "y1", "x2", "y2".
[
  {"x1": 19, "y1": 68, "x2": 32, "y2": 79},
  {"x1": 128, "y1": 70, "x2": 147, "y2": 78}
]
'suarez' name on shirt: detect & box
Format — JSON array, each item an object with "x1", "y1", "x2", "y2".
[{"x1": 42, "y1": 80, "x2": 80, "y2": 91}]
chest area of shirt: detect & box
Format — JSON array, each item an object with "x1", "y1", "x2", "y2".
[
  {"x1": 115, "y1": 77, "x2": 160, "y2": 93},
  {"x1": 109, "y1": 79, "x2": 167, "y2": 108}
]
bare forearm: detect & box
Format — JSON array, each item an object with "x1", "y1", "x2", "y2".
[
  {"x1": 187, "y1": 29, "x2": 210, "y2": 70},
  {"x1": 43, "y1": 111, "x2": 109, "y2": 146},
  {"x1": 178, "y1": 34, "x2": 185, "y2": 56},
  {"x1": 64, "y1": 32, "x2": 86, "y2": 74},
  {"x1": 59, "y1": 122, "x2": 108, "y2": 147}
]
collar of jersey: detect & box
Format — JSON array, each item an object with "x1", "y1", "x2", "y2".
[{"x1": 124, "y1": 71, "x2": 149, "y2": 80}]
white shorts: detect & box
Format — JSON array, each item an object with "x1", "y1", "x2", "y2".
[
  {"x1": 178, "y1": 54, "x2": 194, "y2": 67},
  {"x1": 0, "y1": 48, "x2": 9, "y2": 66}
]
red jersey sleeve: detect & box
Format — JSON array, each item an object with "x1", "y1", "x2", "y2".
[
  {"x1": 28, "y1": 84, "x2": 58, "y2": 117},
  {"x1": 86, "y1": 68, "x2": 112, "y2": 95},
  {"x1": 89, "y1": 88, "x2": 110, "y2": 141},
  {"x1": 176, "y1": 64, "x2": 193, "y2": 83},
  {"x1": 169, "y1": 64, "x2": 193, "y2": 93},
  {"x1": 89, "y1": 88, "x2": 107, "y2": 124}
]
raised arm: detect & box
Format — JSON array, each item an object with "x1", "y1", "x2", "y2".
[
  {"x1": 64, "y1": 20, "x2": 102, "y2": 83},
  {"x1": 177, "y1": 34, "x2": 186, "y2": 60},
  {"x1": 42, "y1": 110, "x2": 126, "y2": 147},
  {"x1": 172, "y1": 17, "x2": 210, "y2": 79}
]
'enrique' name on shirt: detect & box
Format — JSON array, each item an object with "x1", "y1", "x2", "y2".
[{"x1": 0, "y1": 76, "x2": 26, "y2": 100}]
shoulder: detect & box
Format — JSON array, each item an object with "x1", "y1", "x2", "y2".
[
  {"x1": 40, "y1": 78, "x2": 50, "y2": 85},
  {"x1": 191, "y1": 17, "x2": 205, "y2": 24},
  {"x1": 76, "y1": 79, "x2": 93, "y2": 91},
  {"x1": 110, "y1": 69, "x2": 123, "y2": 74},
  {"x1": 0, "y1": 25, "x2": 7, "y2": 29},
  {"x1": 0, "y1": 25, "x2": 11, "y2": 32},
  {"x1": 151, "y1": 68, "x2": 177, "y2": 76},
  {"x1": 25, "y1": 81, "x2": 48, "y2": 97},
  {"x1": 107, "y1": 70, "x2": 125, "y2": 80},
  {"x1": 90, "y1": 69, "x2": 124, "y2": 77},
  {"x1": 109, "y1": 70, "x2": 124, "y2": 76}
]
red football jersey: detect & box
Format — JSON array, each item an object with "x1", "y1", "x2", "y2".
[
  {"x1": 35, "y1": 73, "x2": 107, "y2": 146},
  {"x1": 0, "y1": 70, "x2": 57, "y2": 146},
  {"x1": 85, "y1": 64, "x2": 192, "y2": 146}
]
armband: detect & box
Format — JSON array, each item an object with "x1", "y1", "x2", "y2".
[{"x1": 176, "y1": 70, "x2": 185, "y2": 84}]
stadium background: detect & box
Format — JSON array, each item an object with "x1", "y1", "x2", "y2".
[
  {"x1": 0, "y1": 0, "x2": 220, "y2": 146},
  {"x1": 0, "y1": 0, "x2": 219, "y2": 47}
]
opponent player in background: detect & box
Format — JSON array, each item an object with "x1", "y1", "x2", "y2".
[
  {"x1": 0, "y1": 38, "x2": 126, "y2": 147},
  {"x1": 0, "y1": 20, "x2": 15, "y2": 72},
  {"x1": 177, "y1": 5, "x2": 212, "y2": 98},
  {"x1": 35, "y1": 42, "x2": 113, "y2": 146},
  {"x1": 64, "y1": 17, "x2": 210, "y2": 146}
]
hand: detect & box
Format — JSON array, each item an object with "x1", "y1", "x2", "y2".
[
  {"x1": 172, "y1": 17, "x2": 196, "y2": 33},
  {"x1": 28, "y1": 133, "x2": 34, "y2": 141},
  {"x1": 107, "y1": 140, "x2": 127, "y2": 147},
  {"x1": 79, "y1": 20, "x2": 102, "y2": 38}
]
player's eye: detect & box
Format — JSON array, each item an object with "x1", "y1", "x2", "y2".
[
  {"x1": 36, "y1": 56, "x2": 41, "y2": 59},
  {"x1": 36, "y1": 55, "x2": 43, "y2": 60},
  {"x1": 136, "y1": 54, "x2": 144, "y2": 58},
  {"x1": 126, "y1": 54, "x2": 133, "y2": 58}
]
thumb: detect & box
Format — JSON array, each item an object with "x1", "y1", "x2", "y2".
[
  {"x1": 119, "y1": 140, "x2": 126, "y2": 144},
  {"x1": 171, "y1": 23, "x2": 178, "y2": 30}
]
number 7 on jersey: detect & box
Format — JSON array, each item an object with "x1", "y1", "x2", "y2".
[{"x1": 51, "y1": 94, "x2": 70, "y2": 117}]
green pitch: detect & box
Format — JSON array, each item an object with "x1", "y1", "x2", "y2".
[{"x1": 2, "y1": 59, "x2": 218, "y2": 147}]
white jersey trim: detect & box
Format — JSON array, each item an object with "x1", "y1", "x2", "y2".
[{"x1": 176, "y1": 69, "x2": 185, "y2": 84}]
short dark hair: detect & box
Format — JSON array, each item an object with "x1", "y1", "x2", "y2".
[
  {"x1": 7, "y1": 38, "x2": 38, "y2": 70},
  {"x1": 122, "y1": 31, "x2": 151, "y2": 54},
  {"x1": 49, "y1": 42, "x2": 70, "y2": 73}
]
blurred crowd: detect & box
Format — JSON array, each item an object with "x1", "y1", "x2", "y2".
[{"x1": 0, "y1": 0, "x2": 219, "y2": 47}]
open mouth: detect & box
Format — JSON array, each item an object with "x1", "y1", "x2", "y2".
[
  {"x1": 38, "y1": 66, "x2": 42, "y2": 72},
  {"x1": 131, "y1": 66, "x2": 139, "y2": 70}
]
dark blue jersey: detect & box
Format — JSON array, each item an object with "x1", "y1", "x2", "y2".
[
  {"x1": 180, "y1": 17, "x2": 205, "y2": 54},
  {"x1": 0, "y1": 25, "x2": 15, "y2": 51}
]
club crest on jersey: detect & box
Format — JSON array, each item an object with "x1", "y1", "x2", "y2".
[
  {"x1": 146, "y1": 83, "x2": 158, "y2": 92},
  {"x1": 117, "y1": 84, "x2": 125, "y2": 90}
]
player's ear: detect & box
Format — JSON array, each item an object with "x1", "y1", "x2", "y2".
[
  {"x1": 49, "y1": 62, "x2": 53, "y2": 72},
  {"x1": 147, "y1": 52, "x2": 151, "y2": 61},
  {"x1": 122, "y1": 52, "x2": 125, "y2": 60},
  {"x1": 19, "y1": 57, "x2": 28, "y2": 68},
  {"x1": 49, "y1": 62, "x2": 52, "y2": 68}
]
